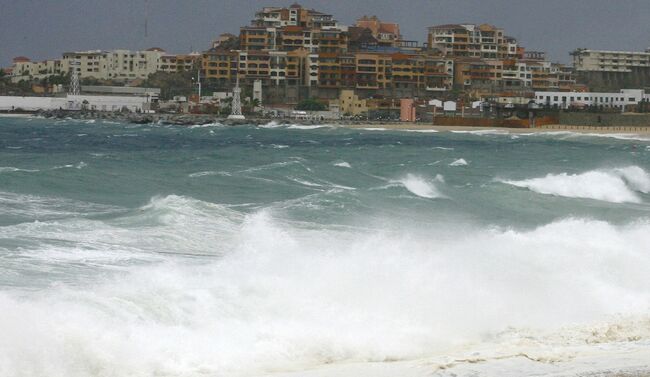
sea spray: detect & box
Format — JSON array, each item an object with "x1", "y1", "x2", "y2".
[{"x1": 2, "y1": 209, "x2": 650, "y2": 376}]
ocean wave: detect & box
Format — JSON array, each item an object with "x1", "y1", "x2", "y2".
[
  {"x1": 0, "y1": 166, "x2": 39, "y2": 173},
  {"x1": 287, "y1": 124, "x2": 333, "y2": 130},
  {"x1": 258, "y1": 121, "x2": 284, "y2": 129},
  {"x1": 451, "y1": 129, "x2": 509, "y2": 135},
  {"x1": 52, "y1": 161, "x2": 87, "y2": 170},
  {"x1": 449, "y1": 158, "x2": 468, "y2": 166},
  {"x1": 0, "y1": 191, "x2": 120, "y2": 221},
  {"x1": 188, "y1": 170, "x2": 231, "y2": 178},
  {"x1": 502, "y1": 166, "x2": 650, "y2": 203},
  {"x1": 188, "y1": 122, "x2": 225, "y2": 128},
  {"x1": 2, "y1": 213, "x2": 650, "y2": 376},
  {"x1": 403, "y1": 129, "x2": 439, "y2": 133},
  {"x1": 396, "y1": 174, "x2": 445, "y2": 198},
  {"x1": 333, "y1": 161, "x2": 351, "y2": 168}
]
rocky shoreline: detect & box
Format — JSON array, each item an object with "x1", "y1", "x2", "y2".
[{"x1": 33, "y1": 109, "x2": 403, "y2": 127}]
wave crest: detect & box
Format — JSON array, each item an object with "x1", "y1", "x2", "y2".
[
  {"x1": 503, "y1": 166, "x2": 650, "y2": 203},
  {"x1": 397, "y1": 174, "x2": 445, "y2": 198}
]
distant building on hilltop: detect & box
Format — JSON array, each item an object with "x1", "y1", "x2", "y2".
[
  {"x1": 571, "y1": 48, "x2": 650, "y2": 91},
  {"x1": 427, "y1": 24, "x2": 520, "y2": 59}
]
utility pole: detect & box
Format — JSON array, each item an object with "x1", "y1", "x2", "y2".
[{"x1": 197, "y1": 67, "x2": 202, "y2": 100}]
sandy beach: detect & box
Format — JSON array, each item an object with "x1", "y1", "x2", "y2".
[{"x1": 344, "y1": 122, "x2": 650, "y2": 135}]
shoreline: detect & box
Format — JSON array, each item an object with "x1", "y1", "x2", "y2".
[
  {"x1": 3, "y1": 111, "x2": 650, "y2": 135},
  {"x1": 345, "y1": 123, "x2": 650, "y2": 135}
]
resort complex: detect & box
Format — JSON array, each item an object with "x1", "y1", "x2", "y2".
[{"x1": 2, "y1": 3, "x2": 650, "y2": 119}]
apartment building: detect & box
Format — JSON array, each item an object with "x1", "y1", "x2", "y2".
[
  {"x1": 572, "y1": 48, "x2": 650, "y2": 91},
  {"x1": 355, "y1": 16, "x2": 401, "y2": 47},
  {"x1": 427, "y1": 24, "x2": 519, "y2": 59},
  {"x1": 10, "y1": 56, "x2": 66, "y2": 82},
  {"x1": 61, "y1": 49, "x2": 165, "y2": 81},
  {"x1": 202, "y1": 49, "x2": 239, "y2": 86},
  {"x1": 160, "y1": 53, "x2": 201, "y2": 73},
  {"x1": 252, "y1": 4, "x2": 339, "y2": 29}
]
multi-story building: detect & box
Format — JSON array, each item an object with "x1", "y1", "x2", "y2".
[
  {"x1": 571, "y1": 48, "x2": 650, "y2": 90},
  {"x1": 355, "y1": 16, "x2": 401, "y2": 47},
  {"x1": 160, "y1": 53, "x2": 201, "y2": 73},
  {"x1": 427, "y1": 24, "x2": 519, "y2": 59},
  {"x1": 252, "y1": 4, "x2": 339, "y2": 29},
  {"x1": 535, "y1": 89, "x2": 646, "y2": 109},
  {"x1": 61, "y1": 48, "x2": 165, "y2": 81},
  {"x1": 11, "y1": 48, "x2": 193, "y2": 83},
  {"x1": 9, "y1": 56, "x2": 66, "y2": 82},
  {"x1": 203, "y1": 48, "x2": 239, "y2": 87}
]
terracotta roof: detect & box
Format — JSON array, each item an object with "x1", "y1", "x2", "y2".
[
  {"x1": 378, "y1": 23, "x2": 399, "y2": 35},
  {"x1": 13, "y1": 56, "x2": 31, "y2": 63}
]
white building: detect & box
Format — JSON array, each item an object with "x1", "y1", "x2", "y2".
[
  {"x1": 0, "y1": 94, "x2": 155, "y2": 112},
  {"x1": 534, "y1": 89, "x2": 647, "y2": 109},
  {"x1": 11, "y1": 48, "x2": 168, "y2": 83}
]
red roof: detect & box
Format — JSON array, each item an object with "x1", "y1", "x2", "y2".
[
  {"x1": 13, "y1": 56, "x2": 31, "y2": 63},
  {"x1": 379, "y1": 23, "x2": 399, "y2": 35}
]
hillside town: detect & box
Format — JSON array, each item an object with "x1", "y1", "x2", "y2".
[{"x1": 2, "y1": 3, "x2": 650, "y2": 124}]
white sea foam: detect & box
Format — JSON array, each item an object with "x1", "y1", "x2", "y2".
[
  {"x1": 2, "y1": 204, "x2": 650, "y2": 376},
  {"x1": 521, "y1": 131, "x2": 650, "y2": 142},
  {"x1": 397, "y1": 174, "x2": 445, "y2": 198},
  {"x1": 451, "y1": 129, "x2": 508, "y2": 135},
  {"x1": 502, "y1": 166, "x2": 650, "y2": 203},
  {"x1": 449, "y1": 158, "x2": 468, "y2": 166},
  {"x1": 334, "y1": 161, "x2": 352, "y2": 168},
  {"x1": 0, "y1": 166, "x2": 39, "y2": 173},
  {"x1": 258, "y1": 121, "x2": 284, "y2": 129},
  {"x1": 188, "y1": 170, "x2": 231, "y2": 178},
  {"x1": 189, "y1": 122, "x2": 224, "y2": 128},
  {"x1": 287, "y1": 124, "x2": 332, "y2": 130},
  {"x1": 403, "y1": 129, "x2": 439, "y2": 133}
]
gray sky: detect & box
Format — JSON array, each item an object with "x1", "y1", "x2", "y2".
[{"x1": 1, "y1": 0, "x2": 649, "y2": 67}]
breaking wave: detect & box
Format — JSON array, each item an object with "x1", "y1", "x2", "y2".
[
  {"x1": 1, "y1": 197, "x2": 650, "y2": 376},
  {"x1": 503, "y1": 166, "x2": 650, "y2": 203},
  {"x1": 449, "y1": 158, "x2": 468, "y2": 166},
  {"x1": 333, "y1": 161, "x2": 352, "y2": 168},
  {"x1": 396, "y1": 174, "x2": 445, "y2": 198},
  {"x1": 0, "y1": 166, "x2": 39, "y2": 173}
]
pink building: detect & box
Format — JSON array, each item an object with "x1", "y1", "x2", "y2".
[{"x1": 400, "y1": 98, "x2": 416, "y2": 122}]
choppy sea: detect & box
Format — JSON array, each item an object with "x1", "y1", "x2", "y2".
[{"x1": 1, "y1": 117, "x2": 650, "y2": 376}]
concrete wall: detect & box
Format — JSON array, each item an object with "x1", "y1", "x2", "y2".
[
  {"x1": 0, "y1": 95, "x2": 151, "y2": 112},
  {"x1": 0, "y1": 96, "x2": 61, "y2": 111},
  {"x1": 559, "y1": 112, "x2": 650, "y2": 127}
]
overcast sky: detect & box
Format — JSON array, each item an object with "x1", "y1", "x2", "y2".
[{"x1": 1, "y1": 0, "x2": 649, "y2": 67}]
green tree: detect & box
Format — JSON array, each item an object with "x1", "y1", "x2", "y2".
[
  {"x1": 141, "y1": 70, "x2": 194, "y2": 100},
  {"x1": 295, "y1": 98, "x2": 326, "y2": 111}
]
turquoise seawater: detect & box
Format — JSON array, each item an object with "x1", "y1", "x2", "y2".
[{"x1": 1, "y1": 117, "x2": 650, "y2": 376}]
